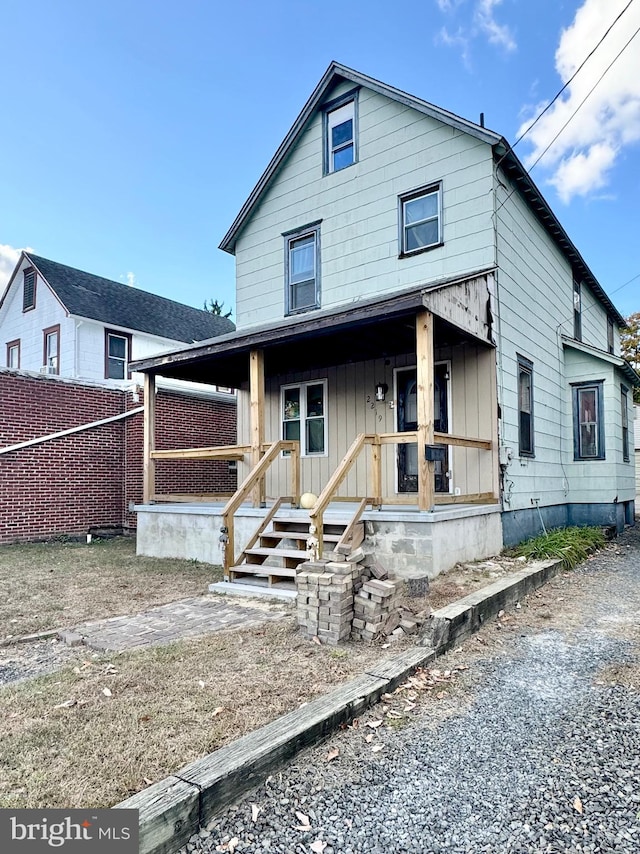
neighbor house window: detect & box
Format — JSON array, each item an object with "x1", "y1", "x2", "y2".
[
  {"x1": 399, "y1": 184, "x2": 442, "y2": 256},
  {"x1": 281, "y1": 380, "x2": 327, "y2": 456},
  {"x1": 517, "y1": 355, "x2": 534, "y2": 457},
  {"x1": 573, "y1": 280, "x2": 582, "y2": 341},
  {"x1": 23, "y1": 267, "x2": 36, "y2": 311},
  {"x1": 285, "y1": 224, "x2": 320, "y2": 314},
  {"x1": 621, "y1": 385, "x2": 630, "y2": 462},
  {"x1": 572, "y1": 380, "x2": 604, "y2": 460},
  {"x1": 6, "y1": 339, "x2": 20, "y2": 369},
  {"x1": 607, "y1": 316, "x2": 615, "y2": 355},
  {"x1": 43, "y1": 325, "x2": 60, "y2": 374},
  {"x1": 324, "y1": 92, "x2": 358, "y2": 174},
  {"x1": 105, "y1": 329, "x2": 132, "y2": 379}
]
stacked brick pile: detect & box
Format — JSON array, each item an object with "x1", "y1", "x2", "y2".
[
  {"x1": 296, "y1": 561, "x2": 355, "y2": 645},
  {"x1": 351, "y1": 578, "x2": 402, "y2": 641}
]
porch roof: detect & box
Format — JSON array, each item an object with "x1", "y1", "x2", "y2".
[{"x1": 130, "y1": 271, "x2": 495, "y2": 388}]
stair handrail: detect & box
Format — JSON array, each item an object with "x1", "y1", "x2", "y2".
[{"x1": 221, "y1": 439, "x2": 299, "y2": 570}]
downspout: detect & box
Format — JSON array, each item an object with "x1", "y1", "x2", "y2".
[
  {"x1": 74, "y1": 319, "x2": 84, "y2": 378},
  {"x1": 491, "y1": 152, "x2": 508, "y2": 506}
]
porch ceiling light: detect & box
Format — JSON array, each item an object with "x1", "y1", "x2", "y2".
[{"x1": 375, "y1": 382, "x2": 388, "y2": 402}]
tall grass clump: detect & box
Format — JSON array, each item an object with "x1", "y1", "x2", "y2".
[{"x1": 514, "y1": 526, "x2": 606, "y2": 570}]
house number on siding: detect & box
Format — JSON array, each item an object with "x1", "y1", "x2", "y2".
[{"x1": 366, "y1": 395, "x2": 383, "y2": 422}]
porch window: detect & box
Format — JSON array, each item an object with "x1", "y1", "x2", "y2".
[
  {"x1": 285, "y1": 224, "x2": 321, "y2": 315},
  {"x1": 621, "y1": 385, "x2": 629, "y2": 462},
  {"x1": 105, "y1": 329, "x2": 131, "y2": 379},
  {"x1": 281, "y1": 380, "x2": 327, "y2": 456},
  {"x1": 43, "y1": 325, "x2": 60, "y2": 375},
  {"x1": 399, "y1": 183, "x2": 442, "y2": 256},
  {"x1": 573, "y1": 280, "x2": 582, "y2": 341},
  {"x1": 6, "y1": 339, "x2": 20, "y2": 369},
  {"x1": 572, "y1": 380, "x2": 604, "y2": 460},
  {"x1": 23, "y1": 267, "x2": 36, "y2": 311},
  {"x1": 517, "y1": 355, "x2": 534, "y2": 457}
]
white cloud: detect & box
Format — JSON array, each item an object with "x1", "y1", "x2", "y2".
[
  {"x1": 475, "y1": 0, "x2": 516, "y2": 52},
  {"x1": 434, "y1": 0, "x2": 516, "y2": 57},
  {"x1": 120, "y1": 271, "x2": 137, "y2": 287},
  {"x1": 518, "y1": 0, "x2": 640, "y2": 202},
  {"x1": 0, "y1": 243, "x2": 33, "y2": 290}
]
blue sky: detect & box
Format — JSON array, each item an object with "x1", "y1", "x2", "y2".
[{"x1": 2, "y1": 0, "x2": 639, "y2": 317}]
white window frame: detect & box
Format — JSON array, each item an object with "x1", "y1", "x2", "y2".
[
  {"x1": 284, "y1": 223, "x2": 321, "y2": 315},
  {"x1": 6, "y1": 340, "x2": 20, "y2": 369},
  {"x1": 106, "y1": 330, "x2": 130, "y2": 380},
  {"x1": 325, "y1": 99, "x2": 356, "y2": 173},
  {"x1": 399, "y1": 183, "x2": 443, "y2": 256},
  {"x1": 281, "y1": 379, "x2": 328, "y2": 457}
]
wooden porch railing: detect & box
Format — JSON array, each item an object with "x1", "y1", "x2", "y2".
[
  {"x1": 220, "y1": 440, "x2": 300, "y2": 569},
  {"x1": 309, "y1": 430, "x2": 495, "y2": 558},
  {"x1": 148, "y1": 444, "x2": 252, "y2": 503}
]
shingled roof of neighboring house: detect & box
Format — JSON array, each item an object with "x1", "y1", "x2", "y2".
[{"x1": 25, "y1": 253, "x2": 235, "y2": 343}]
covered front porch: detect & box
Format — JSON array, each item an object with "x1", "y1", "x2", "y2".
[{"x1": 132, "y1": 272, "x2": 503, "y2": 581}]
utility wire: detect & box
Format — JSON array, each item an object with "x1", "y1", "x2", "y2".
[{"x1": 500, "y1": 0, "x2": 636, "y2": 161}]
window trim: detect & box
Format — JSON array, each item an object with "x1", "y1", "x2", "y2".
[
  {"x1": 42, "y1": 325, "x2": 60, "y2": 375},
  {"x1": 22, "y1": 267, "x2": 36, "y2": 312},
  {"x1": 284, "y1": 222, "x2": 321, "y2": 316},
  {"x1": 6, "y1": 339, "x2": 20, "y2": 369},
  {"x1": 398, "y1": 182, "x2": 443, "y2": 258},
  {"x1": 621, "y1": 384, "x2": 630, "y2": 462},
  {"x1": 280, "y1": 379, "x2": 328, "y2": 458},
  {"x1": 517, "y1": 354, "x2": 534, "y2": 458},
  {"x1": 322, "y1": 88, "x2": 359, "y2": 175},
  {"x1": 104, "y1": 328, "x2": 132, "y2": 380},
  {"x1": 573, "y1": 279, "x2": 582, "y2": 341},
  {"x1": 571, "y1": 380, "x2": 605, "y2": 461}
]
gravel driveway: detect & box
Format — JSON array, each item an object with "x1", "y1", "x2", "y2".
[{"x1": 186, "y1": 526, "x2": 640, "y2": 854}]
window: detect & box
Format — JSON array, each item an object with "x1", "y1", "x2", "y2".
[
  {"x1": 105, "y1": 329, "x2": 132, "y2": 379},
  {"x1": 285, "y1": 224, "x2": 320, "y2": 314},
  {"x1": 607, "y1": 316, "x2": 615, "y2": 355},
  {"x1": 281, "y1": 380, "x2": 327, "y2": 456},
  {"x1": 323, "y1": 91, "x2": 357, "y2": 174},
  {"x1": 621, "y1": 385, "x2": 630, "y2": 462},
  {"x1": 517, "y1": 355, "x2": 534, "y2": 456},
  {"x1": 6, "y1": 339, "x2": 20, "y2": 369},
  {"x1": 399, "y1": 184, "x2": 442, "y2": 256},
  {"x1": 43, "y1": 325, "x2": 60, "y2": 374},
  {"x1": 573, "y1": 280, "x2": 582, "y2": 341},
  {"x1": 23, "y1": 267, "x2": 36, "y2": 311},
  {"x1": 572, "y1": 380, "x2": 605, "y2": 460}
]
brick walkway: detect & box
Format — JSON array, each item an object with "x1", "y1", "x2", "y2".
[{"x1": 58, "y1": 596, "x2": 287, "y2": 653}]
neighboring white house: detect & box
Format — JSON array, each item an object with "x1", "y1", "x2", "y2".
[
  {"x1": 0, "y1": 252, "x2": 234, "y2": 388},
  {"x1": 130, "y1": 63, "x2": 640, "y2": 578},
  {"x1": 635, "y1": 404, "x2": 640, "y2": 503}
]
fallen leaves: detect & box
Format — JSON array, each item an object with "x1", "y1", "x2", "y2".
[
  {"x1": 573, "y1": 796, "x2": 583, "y2": 814},
  {"x1": 325, "y1": 747, "x2": 339, "y2": 762},
  {"x1": 310, "y1": 840, "x2": 327, "y2": 853},
  {"x1": 295, "y1": 810, "x2": 311, "y2": 831}
]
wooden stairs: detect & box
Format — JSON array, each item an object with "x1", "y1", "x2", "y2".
[{"x1": 227, "y1": 501, "x2": 366, "y2": 587}]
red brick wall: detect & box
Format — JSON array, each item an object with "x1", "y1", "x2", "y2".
[{"x1": 0, "y1": 372, "x2": 236, "y2": 545}]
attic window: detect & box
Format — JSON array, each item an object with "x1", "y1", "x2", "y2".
[
  {"x1": 323, "y1": 90, "x2": 358, "y2": 174},
  {"x1": 23, "y1": 268, "x2": 36, "y2": 311},
  {"x1": 105, "y1": 330, "x2": 132, "y2": 380}
]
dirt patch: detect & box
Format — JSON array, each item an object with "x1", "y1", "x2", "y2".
[{"x1": 0, "y1": 538, "x2": 222, "y2": 640}]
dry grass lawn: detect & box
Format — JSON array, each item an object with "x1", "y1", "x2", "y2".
[
  {"x1": 0, "y1": 537, "x2": 221, "y2": 639},
  {"x1": 0, "y1": 537, "x2": 525, "y2": 809}
]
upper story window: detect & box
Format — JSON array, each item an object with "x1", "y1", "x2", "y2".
[
  {"x1": 6, "y1": 339, "x2": 20, "y2": 369},
  {"x1": 43, "y1": 325, "x2": 60, "y2": 375},
  {"x1": 323, "y1": 90, "x2": 358, "y2": 174},
  {"x1": 282, "y1": 380, "x2": 327, "y2": 456},
  {"x1": 572, "y1": 380, "x2": 604, "y2": 460},
  {"x1": 285, "y1": 223, "x2": 320, "y2": 315},
  {"x1": 517, "y1": 355, "x2": 534, "y2": 457},
  {"x1": 399, "y1": 184, "x2": 443, "y2": 256},
  {"x1": 23, "y1": 268, "x2": 36, "y2": 311},
  {"x1": 607, "y1": 316, "x2": 615, "y2": 354},
  {"x1": 573, "y1": 280, "x2": 582, "y2": 341},
  {"x1": 105, "y1": 330, "x2": 132, "y2": 380}
]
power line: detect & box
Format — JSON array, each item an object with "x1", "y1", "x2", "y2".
[{"x1": 504, "y1": 0, "x2": 635, "y2": 158}]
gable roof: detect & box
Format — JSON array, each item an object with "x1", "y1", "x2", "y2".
[
  {"x1": 218, "y1": 61, "x2": 626, "y2": 327},
  {"x1": 23, "y1": 253, "x2": 235, "y2": 343}
]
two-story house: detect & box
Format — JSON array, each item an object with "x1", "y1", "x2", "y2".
[
  {"x1": 0, "y1": 252, "x2": 234, "y2": 384},
  {"x1": 130, "y1": 62, "x2": 638, "y2": 583}
]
